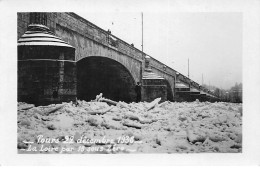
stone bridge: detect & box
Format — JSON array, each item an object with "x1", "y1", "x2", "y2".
[{"x1": 18, "y1": 12, "x2": 219, "y2": 105}]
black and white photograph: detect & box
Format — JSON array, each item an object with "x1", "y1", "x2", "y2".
[
  {"x1": 16, "y1": 11, "x2": 243, "y2": 154},
  {"x1": 1, "y1": 0, "x2": 260, "y2": 166}
]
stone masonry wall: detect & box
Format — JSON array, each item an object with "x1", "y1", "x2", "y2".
[{"x1": 142, "y1": 79, "x2": 167, "y2": 102}]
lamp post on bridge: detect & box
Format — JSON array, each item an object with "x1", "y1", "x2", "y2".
[
  {"x1": 140, "y1": 12, "x2": 144, "y2": 84},
  {"x1": 188, "y1": 58, "x2": 189, "y2": 78}
]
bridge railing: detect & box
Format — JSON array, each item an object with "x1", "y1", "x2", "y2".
[{"x1": 69, "y1": 13, "x2": 147, "y2": 61}]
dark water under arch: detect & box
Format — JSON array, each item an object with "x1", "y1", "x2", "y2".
[{"x1": 77, "y1": 56, "x2": 136, "y2": 102}]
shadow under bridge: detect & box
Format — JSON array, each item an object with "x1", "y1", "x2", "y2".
[{"x1": 77, "y1": 56, "x2": 136, "y2": 103}]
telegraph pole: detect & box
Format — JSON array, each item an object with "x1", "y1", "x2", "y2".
[
  {"x1": 140, "y1": 12, "x2": 144, "y2": 84},
  {"x1": 142, "y1": 12, "x2": 143, "y2": 54},
  {"x1": 188, "y1": 58, "x2": 189, "y2": 78},
  {"x1": 202, "y1": 73, "x2": 204, "y2": 85}
]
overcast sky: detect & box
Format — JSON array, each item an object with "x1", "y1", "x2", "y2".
[{"x1": 77, "y1": 12, "x2": 242, "y2": 90}]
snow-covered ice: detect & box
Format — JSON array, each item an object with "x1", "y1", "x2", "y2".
[{"x1": 17, "y1": 99, "x2": 242, "y2": 153}]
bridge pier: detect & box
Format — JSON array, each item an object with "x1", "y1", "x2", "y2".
[
  {"x1": 18, "y1": 24, "x2": 76, "y2": 105},
  {"x1": 142, "y1": 57, "x2": 167, "y2": 102},
  {"x1": 142, "y1": 78, "x2": 167, "y2": 102}
]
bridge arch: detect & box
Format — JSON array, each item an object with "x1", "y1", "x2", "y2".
[{"x1": 77, "y1": 56, "x2": 136, "y2": 102}]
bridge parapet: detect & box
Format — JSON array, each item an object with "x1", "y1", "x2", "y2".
[
  {"x1": 191, "y1": 81, "x2": 200, "y2": 90},
  {"x1": 66, "y1": 13, "x2": 145, "y2": 61},
  {"x1": 176, "y1": 73, "x2": 190, "y2": 85},
  {"x1": 148, "y1": 56, "x2": 176, "y2": 77},
  {"x1": 18, "y1": 12, "x2": 146, "y2": 63}
]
